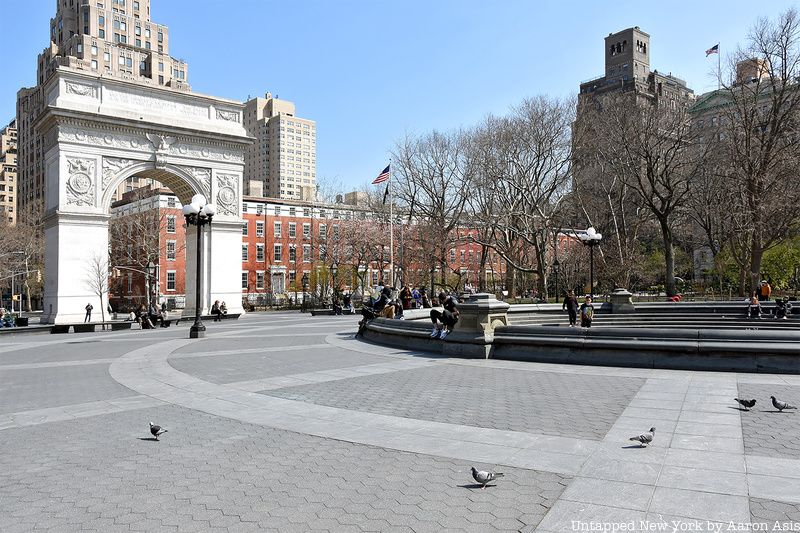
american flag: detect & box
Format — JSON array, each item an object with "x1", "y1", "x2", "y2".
[
  {"x1": 706, "y1": 44, "x2": 719, "y2": 56},
  {"x1": 372, "y1": 165, "x2": 390, "y2": 184}
]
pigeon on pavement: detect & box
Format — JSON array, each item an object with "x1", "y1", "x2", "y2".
[
  {"x1": 471, "y1": 467, "x2": 504, "y2": 489},
  {"x1": 629, "y1": 427, "x2": 655, "y2": 447},
  {"x1": 149, "y1": 422, "x2": 168, "y2": 440},
  {"x1": 771, "y1": 396, "x2": 797, "y2": 412},
  {"x1": 735, "y1": 398, "x2": 757, "y2": 410}
]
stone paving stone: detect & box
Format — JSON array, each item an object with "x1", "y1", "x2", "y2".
[
  {"x1": 264, "y1": 364, "x2": 644, "y2": 439},
  {"x1": 0, "y1": 364, "x2": 138, "y2": 413},
  {"x1": 749, "y1": 497, "x2": 800, "y2": 530},
  {"x1": 0, "y1": 339, "x2": 160, "y2": 366},
  {"x1": 168, "y1": 344, "x2": 393, "y2": 385},
  {"x1": 738, "y1": 383, "x2": 800, "y2": 460},
  {"x1": 0, "y1": 404, "x2": 568, "y2": 531}
]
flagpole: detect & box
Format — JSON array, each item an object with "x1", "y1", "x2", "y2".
[
  {"x1": 389, "y1": 163, "x2": 394, "y2": 288},
  {"x1": 718, "y1": 43, "x2": 721, "y2": 90}
]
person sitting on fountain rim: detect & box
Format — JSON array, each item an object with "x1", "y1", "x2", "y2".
[
  {"x1": 747, "y1": 292, "x2": 762, "y2": 319},
  {"x1": 580, "y1": 297, "x2": 594, "y2": 328},
  {"x1": 357, "y1": 286, "x2": 394, "y2": 336},
  {"x1": 430, "y1": 291, "x2": 459, "y2": 340}
]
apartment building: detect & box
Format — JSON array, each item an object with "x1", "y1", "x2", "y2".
[
  {"x1": 16, "y1": 0, "x2": 190, "y2": 219},
  {"x1": 243, "y1": 94, "x2": 317, "y2": 200},
  {"x1": 0, "y1": 119, "x2": 17, "y2": 225}
]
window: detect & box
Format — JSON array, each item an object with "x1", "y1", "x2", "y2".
[
  {"x1": 166, "y1": 271, "x2": 176, "y2": 291},
  {"x1": 91, "y1": 45, "x2": 98, "y2": 56},
  {"x1": 99, "y1": 15, "x2": 105, "y2": 25},
  {"x1": 157, "y1": 31, "x2": 163, "y2": 42},
  {"x1": 257, "y1": 244, "x2": 265, "y2": 262},
  {"x1": 319, "y1": 245, "x2": 327, "y2": 261},
  {"x1": 145, "y1": 28, "x2": 150, "y2": 38},
  {"x1": 166, "y1": 240, "x2": 176, "y2": 261},
  {"x1": 274, "y1": 222, "x2": 281, "y2": 237},
  {"x1": 99, "y1": 29, "x2": 105, "y2": 38},
  {"x1": 273, "y1": 244, "x2": 282, "y2": 262},
  {"x1": 289, "y1": 245, "x2": 296, "y2": 262},
  {"x1": 449, "y1": 249, "x2": 456, "y2": 263},
  {"x1": 103, "y1": 51, "x2": 110, "y2": 61},
  {"x1": 256, "y1": 204, "x2": 263, "y2": 215},
  {"x1": 289, "y1": 207, "x2": 296, "y2": 216},
  {"x1": 166, "y1": 215, "x2": 176, "y2": 233},
  {"x1": 242, "y1": 222, "x2": 248, "y2": 236},
  {"x1": 303, "y1": 208, "x2": 310, "y2": 217},
  {"x1": 319, "y1": 224, "x2": 327, "y2": 239},
  {"x1": 255, "y1": 221, "x2": 264, "y2": 237},
  {"x1": 333, "y1": 225, "x2": 340, "y2": 239},
  {"x1": 302, "y1": 223, "x2": 310, "y2": 239},
  {"x1": 241, "y1": 272, "x2": 248, "y2": 289},
  {"x1": 288, "y1": 222, "x2": 296, "y2": 238},
  {"x1": 256, "y1": 271, "x2": 265, "y2": 289},
  {"x1": 303, "y1": 245, "x2": 311, "y2": 262},
  {"x1": 91, "y1": 60, "x2": 98, "y2": 69},
  {"x1": 158, "y1": 61, "x2": 164, "y2": 72},
  {"x1": 167, "y1": 196, "x2": 176, "y2": 207},
  {"x1": 134, "y1": 25, "x2": 141, "y2": 35},
  {"x1": 241, "y1": 245, "x2": 248, "y2": 261},
  {"x1": 289, "y1": 271, "x2": 296, "y2": 285},
  {"x1": 274, "y1": 206, "x2": 281, "y2": 216}
]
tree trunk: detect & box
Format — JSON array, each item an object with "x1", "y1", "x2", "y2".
[
  {"x1": 505, "y1": 261, "x2": 516, "y2": 299},
  {"x1": 660, "y1": 219, "x2": 677, "y2": 297},
  {"x1": 749, "y1": 246, "x2": 764, "y2": 296}
]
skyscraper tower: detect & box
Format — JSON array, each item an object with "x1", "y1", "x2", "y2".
[{"x1": 16, "y1": 0, "x2": 191, "y2": 218}]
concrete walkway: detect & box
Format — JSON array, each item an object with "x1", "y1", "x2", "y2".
[{"x1": 1, "y1": 312, "x2": 799, "y2": 531}]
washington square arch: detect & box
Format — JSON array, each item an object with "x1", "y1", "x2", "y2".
[{"x1": 35, "y1": 67, "x2": 251, "y2": 324}]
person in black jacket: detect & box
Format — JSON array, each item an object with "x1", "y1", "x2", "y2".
[
  {"x1": 357, "y1": 287, "x2": 393, "y2": 336},
  {"x1": 562, "y1": 290, "x2": 579, "y2": 327},
  {"x1": 430, "y1": 292, "x2": 459, "y2": 340}
]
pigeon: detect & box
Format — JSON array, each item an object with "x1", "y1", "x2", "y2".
[
  {"x1": 471, "y1": 467, "x2": 504, "y2": 489},
  {"x1": 735, "y1": 398, "x2": 757, "y2": 410},
  {"x1": 149, "y1": 422, "x2": 168, "y2": 440},
  {"x1": 629, "y1": 427, "x2": 655, "y2": 447},
  {"x1": 771, "y1": 396, "x2": 797, "y2": 412}
]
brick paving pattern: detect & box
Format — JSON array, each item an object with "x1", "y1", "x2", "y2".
[
  {"x1": 750, "y1": 497, "x2": 800, "y2": 530},
  {"x1": 0, "y1": 405, "x2": 569, "y2": 532},
  {"x1": 263, "y1": 365, "x2": 645, "y2": 439},
  {"x1": 738, "y1": 383, "x2": 800, "y2": 459}
]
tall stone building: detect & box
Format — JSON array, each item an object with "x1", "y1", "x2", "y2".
[
  {"x1": 243, "y1": 93, "x2": 317, "y2": 200},
  {"x1": 578, "y1": 26, "x2": 695, "y2": 109},
  {"x1": 0, "y1": 119, "x2": 18, "y2": 225},
  {"x1": 16, "y1": 0, "x2": 190, "y2": 219}
]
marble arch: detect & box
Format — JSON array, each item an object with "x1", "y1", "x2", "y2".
[{"x1": 35, "y1": 68, "x2": 252, "y2": 324}]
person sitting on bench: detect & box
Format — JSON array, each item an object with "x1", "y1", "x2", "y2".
[
  {"x1": 429, "y1": 292, "x2": 459, "y2": 340},
  {"x1": 747, "y1": 293, "x2": 762, "y2": 318},
  {"x1": 357, "y1": 287, "x2": 393, "y2": 336}
]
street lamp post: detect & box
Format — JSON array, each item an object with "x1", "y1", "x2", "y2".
[
  {"x1": 552, "y1": 258, "x2": 560, "y2": 303},
  {"x1": 146, "y1": 261, "x2": 156, "y2": 311},
  {"x1": 301, "y1": 272, "x2": 309, "y2": 312},
  {"x1": 331, "y1": 263, "x2": 338, "y2": 304},
  {"x1": 182, "y1": 194, "x2": 216, "y2": 339},
  {"x1": 578, "y1": 227, "x2": 603, "y2": 300}
]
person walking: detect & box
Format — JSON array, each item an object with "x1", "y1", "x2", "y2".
[
  {"x1": 84, "y1": 303, "x2": 93, "y2": 323},
  {"x1": 562, "y1": 290, "x2": 579, "y2": 327},
  {"x1": 579, "y1": 297, "x2": 594, "y2": 328}
]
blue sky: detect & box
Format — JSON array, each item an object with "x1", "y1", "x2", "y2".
[{"x1": 1, "y1": 1, "x2": 795, "y2": 192}]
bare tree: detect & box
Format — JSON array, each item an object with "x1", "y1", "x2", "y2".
[
  {"x1": 392, "y1": 130, "x2": 473, "y2": 290},
  {"x1": 713, "y1": 8, "x2": 800, "y2": 293},
  {"x1": 583, "y1": 94, "x2": 706, "y2": 296},
  {"x1": 85, "y1": 253, "x2": 110, "y2": 325},
  {"x1": 468, "y1": 96, "x2": 574, "y2": 299}
]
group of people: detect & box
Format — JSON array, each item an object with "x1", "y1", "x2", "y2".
[
  {"x1": 747, "y1": 292, "x2": 794, "y2": 319},
  {"x1": 126, "y1": 302, "x2": 170, "y2": 329},
  {"x1": 562, "y1": 290, "x2": 595, "y2": 328},
  {"x1": 356, "y1": 286, "x2": 461, "y2": 339},
  {"x1": 210, "y1": 300, "x2": 228, "y2": 321}
]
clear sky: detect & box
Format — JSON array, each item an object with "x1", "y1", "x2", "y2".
[{"x1": 1, "y1": 1, "x2": 796, "y2": 192}]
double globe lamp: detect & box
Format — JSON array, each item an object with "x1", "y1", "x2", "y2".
[{"x1": 182, "y1": 194, "x2": 216, "y2": 339}]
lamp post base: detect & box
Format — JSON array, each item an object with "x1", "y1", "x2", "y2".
[{"x1": 189, "y1": 324, "x2": 206, "y2": 339}]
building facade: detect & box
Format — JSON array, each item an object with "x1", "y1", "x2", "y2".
[
  {"x1": 110, "y1": 190, "x2": 505, "y2": 310},
  {"x1": 17, "y1": 0, "x2": 190, "y2": 219},
  {"x1": 0, "y1": 119, "x2": 17, "y2": 225},
  {"x1": 243, "y1": 94, "x2": 317, "y2": 200}
]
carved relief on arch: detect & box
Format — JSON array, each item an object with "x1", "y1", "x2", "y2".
[
  {"x1": 66, "y1": 157, "x2": 96, "y2": 206},
  {"x1": 215, "y1": 173, "x2": 239, "y2": 217},
  {"x1": 186, "y1": 166, "x2": 212, "y2": 200},
  {"x1": 102, "y1": 157, "x2": 136, "y2": 191}
]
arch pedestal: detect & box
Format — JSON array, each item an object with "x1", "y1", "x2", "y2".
[{"x1": 36, "y1": 68, "x2": 252, "y2": 324}]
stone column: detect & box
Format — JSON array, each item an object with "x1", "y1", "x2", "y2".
[{"x1": 444, "y1": 293, "x2": 511, "y2": 358}]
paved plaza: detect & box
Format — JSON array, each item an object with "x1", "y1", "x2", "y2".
[{"x1": 1, "y1": 313, "x2": 800, "y2": 531}]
